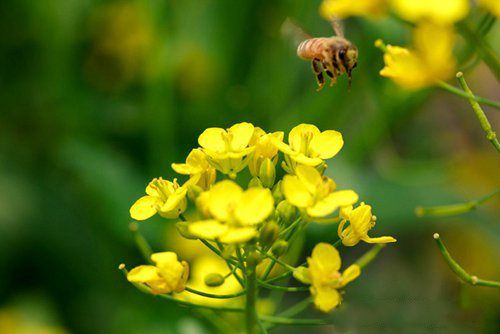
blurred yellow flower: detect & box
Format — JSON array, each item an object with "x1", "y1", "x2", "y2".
[
  {"x1": 172, "y1": 148, "x2": 216, "y2": 190},
  {"x1": 307, "y1": 243, "x2": 360, "y2": 312},
  {"x1": 275, "y1": 124, "x2": 343, "y2": 172},
  {"x1": 338, "y1": 203, "x2": 396, "y2": 246},
  {"x1": 320, "y1": 0, "x2": 388, "y2": 19},
  {"x1": 283, "y1": 165, "x2": 358, "y2": 218},
  {"x1": 248, "y1": 127, "x2": 284, "y2": 177},
  {"x1": 198, "y1": 122, "x2": 256, "y2": 178},
  {"x1": 127, "y1": 252, "x2": 189, "y2": 294},
  {"x1": 479, "y1": 0, "x2": 500, "y2": 17},
  {"x1": 379, "y1": 22, "x2": 456, "y2": 89},
  {"x1": 391, "y1": 0, "x2": 469, "y2": 24},
  {"x1": 188, "y1": 180, "x2": 274, "y2": 243},
  {"x1": 130, "y1": 177, "x2": 192, "y2": 220}
]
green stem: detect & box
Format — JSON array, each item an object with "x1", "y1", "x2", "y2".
[
  {"x1": 436, "y1": 81, "x2": 500, "y2": 109},
  {"x1": 433, "y1": 234, "x2": 500, "y2": 288},
  {"x1": 416, "y1": 188, "x2": 499, "y2": 217},
  {"x1": 129, "y1": 222, "x2": 153, "y2": 263},
  {"x1": 184, "y1": 287, "x2": 246, "y2": 299},
  {"x1": 257, "y1": 248, "x2": 295, "y2": 271},
  {"x1": 257, "y1": 280, "x2": 309, "y2": 292},
  {"x1": 259, "y1": 315, "x2": 334, "y2": 326},
  {"x1": 456, "y1": 72, "x2": 500, "y2": 151},
  {"x1": 333, "y1": 238, "x2": 342, "y2": 248},
  {"x1": 245, "y1": 247, "x2": 258, "y2": 334},
  {"x1": 355, "y1": 244, "x2": 385, "y2": 269},
  {"x1": 199, "y1": 239, "x2": 246, "y2": 287}
]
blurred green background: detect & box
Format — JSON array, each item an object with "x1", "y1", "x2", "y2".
[{"x1": 0, "y1": 0, "x2": 499, "y2": 333}]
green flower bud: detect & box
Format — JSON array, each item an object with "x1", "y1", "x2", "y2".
[
  {"x1": 187, "y1": 184, "x2": 204, "y2": 201},
  {"x1": 259, "y1": 220, "x2": 280, "y2": 248},
  {"x1": 176, "y1": 221, "x2": 198, "y2": 240},
  {"x1": 272, "y1": 180, "x2": 284, "y2": 203},
  {"x1": 271, "y1": 239, "x2": 288, "y2": 257},
  {"x1": 248, "y1": 176, "x2": 263, "y2": 188},
  {"x1": 204, "y1": 273, "x2": 226, "y2": 287},
  {"x1": 259, "y1": 158, "x2": 276, "y2": 188},
  {"x1": 293, "y1": 266, "x2": 311, "y2": 284},
  {"x1": 276, "y1": 200, "x2": 297, "y2": 225}
]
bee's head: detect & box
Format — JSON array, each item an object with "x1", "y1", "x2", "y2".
[{"x1": 337, "y1": 43, "x2": 358, "y2": 91}]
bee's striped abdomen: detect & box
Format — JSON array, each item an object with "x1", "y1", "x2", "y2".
[{"x1": 297, "y1": 38, "x2": 330, "y2": 60}]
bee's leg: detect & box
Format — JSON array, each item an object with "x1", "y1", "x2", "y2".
[
  {"x1": 323, "y1": 62, "x2": 337, "y2": 86},
  {"x1": 311, "y1": 59, "x2": 325, "y2": 91}
]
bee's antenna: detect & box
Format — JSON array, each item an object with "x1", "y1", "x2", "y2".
[{"x1": 329, "y1": 17, "x2": 344, "y2": 37}]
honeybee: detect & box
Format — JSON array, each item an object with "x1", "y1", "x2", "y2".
[{"x1": 286, "y1": 19, "x2": 358, "y2": 91}]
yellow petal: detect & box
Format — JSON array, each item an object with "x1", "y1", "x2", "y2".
[
  {"x1": 171, "y1": 163, "x2": 193, "y2": 175},
  {"x1": 309, "y1": 130, "x2": 343, "y2": 159},
  {"x1": 340, "y1": 264, "x2": 361, "y2": 287},
  {"x1": 199, "y1": 128, "x2": 226, "y2": 152},
  {"x1": 188, "y1": 220, "x2": 228, "y2": 239},
  {"x1": 307, "y1": 190, "x2": 359, "y2": 217},
  {"x1": 127, "y1": 265, "x2": 161, "y2": 283},
  {"x1": 392, "y1": 0, "x2": 469, "y2": 24},
  {"x1": 229, "y1": 122, "x2": 254, "y2": 151},
  {"x1": 312, "y1": 285, "x2": 340, "y2": 312},
  {"x1": 289, "y1": 153, "x2": 323, "y2": 167},
  {"x1": 282, "y1": 175, "x2": 314, "y2": 208},
  {"x1": 234, "y1": 188, "x2": 274, "y2": 225},
  {"x1": 340, "y1": 205, "x2": 353, "y2": 220},
  {"x1": 288, "y1": 124, "x2": 319, "y2": 152},
  {"x1": 207, "y1": 180, "x2": 243, "y2": 221},
  {"x1": 160, "y1": 188, "x2": 187, "y2": 213},
  {"x1": 363, "y1": 236, "x2": 397, "y2": 244},
  {"x1": 295, "y1": 165, "x2": 322, "y2": 194},
  {"x1": 350, "y1": 204, "x2": 372, "y2": 233},
  {"x1": 219, "y1": 227, "x2": 258, "y2": 244},
  {"x1": 130, "y1": 196, "x2": 160, "y2": 221},
  {"x1": 311, "y1": 242, "x2": 341, "y2": 273},
  {"x1": 151, "y1": 251, "x2": 179, "y2": 268}
]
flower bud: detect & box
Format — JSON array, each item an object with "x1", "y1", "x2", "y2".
[
  {"x1": 259, "y1": 220, "x2": 280, "y2": 248},
  {"x1": 187, "y1": 184, "x2": 204, "y2": 201},
  {"x1": 248, "y1": 176, "x2": 263, "y2": 188},
  {"x1": 293, "y1": 266, "x2": 311, "y2": 284},
  {"x1": 272, "y1": 180, "x2": 284, "y2": 203},
  {"x1": 259, "y1": 158, "x2": 276, "y2": 188},
  {"x1": 176, "y1": 221, "x2": 198, "y2": 240},
  {"x1": 276, "y1": 200, "x2": 297, "y2": 225},
  {"x1": 204, "y1": 273, "x2": 225, "y2": 287},
  {"x1": 271, "y1": 239, "x2": 288, "y2": 257}
]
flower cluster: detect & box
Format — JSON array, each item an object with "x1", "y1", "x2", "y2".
[
  {"x1": 125, "y1": 122, "x2": 396, "y2": 316},
  {"x1": 321, "y1": 0, "x2": 496, "y2": 89}
]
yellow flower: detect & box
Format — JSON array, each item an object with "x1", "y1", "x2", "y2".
[
  {"x1": 379, "y1": 22, "x2": 456, "y2": 89},
  {"x1": 248, "y1": 127, "x2": 284, "y2": 177},
  {"x1": 172, "y1": 148, "x2": 216, "y2": 190},
  {"x1": 275, "y1": 124, "x2": 343, "y2": 172},
  {"x1": 307, "y1": 243, "x2": 360, "y2": 312},
  {"x1": 391, "y1": 0, "x2": 469, "y2": 24},
  {"x1": 130, "y1": 177, "x2": 192, "y2": 220},
  {"x1": 127, "y1": 252, "x2": 189, "y2": 294},
  {"x1": 188, "y1": 180, "x2": 274, "y2": 243},
  {"x1": 320, "y1": 0, "x2": 388, "y2": 19},
  {"x1": 283, "y1": 165, "x2": 358, "y2": 218},
  {"x1": 338, "y1": 202, "x2": 397, "y2": 246},
  {"x1": 198, "y1": 122, "x2": 255, "y2": 178},
  {"x1": 478, "y1": 0, "x2": 500, "y2": 18}
]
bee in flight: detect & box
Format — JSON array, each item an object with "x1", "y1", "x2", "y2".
[{"x1": 285, "y1": 18, "x2": 358, "y2": 91}]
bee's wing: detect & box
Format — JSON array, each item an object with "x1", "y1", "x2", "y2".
[{"x1": 281, "y1": 17, "x2": 312, "y2": 47}]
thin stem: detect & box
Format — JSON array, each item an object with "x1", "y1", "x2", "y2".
[
  {"x1": 245, "y1": 246, "x2": 258, "y2": 334},
  {"x1": 257, "y1": 248, "x2": 295, "y2": 271},
  {"x1": 416, "y1": 188, "x2": 499, "y2": 217},
  {"x1": 200, "y1": 239, "x2": 246, "y2": 287},
  {"x1": 279, "y1": 217, "x2": 302, "y2": 238},
  {"x1": 436, "y1": 81, "x2": 500, "y2": 109},
  {"x1": 433, "y1": 234, "x2": 500, "y2": 288},
  {"x1": 456, "y1": 72, "x2": 500, "y2": 151},
  {"x1": 260, "y1": 258, "x2": 277, "y2": 281},
  {"x1": 129, "y1": 222, "x2": 153, "y2": 263},
  {"x1": 184, "y1": 287, "x2": 246, "y2": 299},
  {"x1": 355, "y1": 244, "x2": 385, "y2": 269},
  {"x1": 333, "y1": 238, "x2": 342, "y2": 248},
  {"x1": 119, "y1": 264, "x2": 245, "y2": 312},
  {"x1": 258, "y1": 280, "x2": 309, "y2": 292},
  {"x1": 260, "y1": 315, "x2": 334, "y2": 326}
]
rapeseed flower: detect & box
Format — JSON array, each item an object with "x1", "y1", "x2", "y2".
[
  {"x1": 248, "y1": 127, "x2": 283, "y2": 177},
  {"x1": 188, "y1": 180, "x2": 274, "y2": 243},
  {"x1": 391, "y1": 0, "x2": 469, "y2": 24},
  {"x1": 130, "y1": 177, "x2": 193, "y2": 220},
  {"x1": 198, "y1": 122, "x2": 255, "y2": 178},
  {"x1": 172, "y1": 148, "x2": 216, "y2": 190},
  {"x1": 296, "y1": 243, "x2": 360, "y2": 312},
  {"x1": 275, "y1": 124, "x2": 343, "y2": 173},
  {"x1": 127, "y1": 252, "x2": 189, "y2": 294},
  {"x1": 379, "y1": 22, "x2": 456, "y2": 89},
  {"x1": 338, "y1": 202, "x2": 397, "y2": 246},
  {"x1": 283, "y1": 165, "x2": 358, "y2": 218},
  {"x1": 320, "y1": 0, "x2": 388, "y2": 19},
  {"x1": 479, "y1": 0, "x2": 500, "y2": 17}
]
